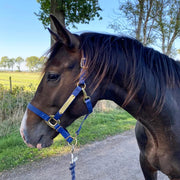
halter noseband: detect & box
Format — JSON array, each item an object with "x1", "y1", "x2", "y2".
[{"x1": 27, "y1": 55, "x2": 93, "y2": 144}]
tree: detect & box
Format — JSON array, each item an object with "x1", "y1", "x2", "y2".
[
  {"x1": 109, "y1": 0, "x2": 180, "y2": 57},
  {"x1": 26, "y1": 56, "x2": 41, "y2": 72},
  {"x1": 15, "y1": 57, "x2": 24, "y2": 71},
  {"x1": 0, "y1": 56, "x2": 15, "y2": 71},
  {"x1": 109, "y1": 0, "x2": 156, "y2": 45},
  {"x1": 35, "y1": 0, "x2": 102, "y2": 44},
  {"x1": 0, "y1": 56, "x2": 9, "y2": 70},
  {"x1": 154, "y1": 0, "x2": 180, "y2": 56},
  {"x1": 8, "y1": 58, "x2": 15, "y2": 71},
  {"x1": 178, "y1": 49, "x2": 180, "y2": 55}
]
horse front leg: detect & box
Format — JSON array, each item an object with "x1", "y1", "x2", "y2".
[{"x1": 140, "y1": 153, "x2": 157, "y2": 180}]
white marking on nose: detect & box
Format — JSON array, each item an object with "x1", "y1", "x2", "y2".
[{"x1": 20, "y1": 109, "x2": 28, "y2": 139}]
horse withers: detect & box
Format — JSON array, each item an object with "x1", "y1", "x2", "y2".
[{"x1": 20, "y1": 15, "x2": 180, "y2": 180}]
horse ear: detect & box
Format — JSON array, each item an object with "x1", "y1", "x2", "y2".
[
  {"x1": 48, "y1": 28, "x2": 60, "y2": 41},
  {"x1": 50, "y1": 15, "x2": 79, "y2": 48}
]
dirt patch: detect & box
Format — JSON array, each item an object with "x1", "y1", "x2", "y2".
[{"x1": 0, "y1": 130, "x2": 168, "y2": 180}]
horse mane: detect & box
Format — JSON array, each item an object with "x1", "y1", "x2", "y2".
[
  {"x1": 45, "y1": 32, "x2": 180, "y2": 112},
  {"x1": 80, "y1": 32, "x2": 180, "y2": 111}
]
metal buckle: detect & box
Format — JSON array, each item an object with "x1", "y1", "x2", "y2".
[
  {"x1": 80, "y1": 57, "x2": 86, "y2": 68},
  {"x1": 76, "y1": 83, "x2": 90, "y2": 102},
  {"x1": 69, "y1": 137, "x2": 78, "y2": 164},
  {"x1": 47, "y1": 115, "x2": 60, "y2": 129},
  {"x1": 68, "y1": 135, "x2": 77, "y2": 146},
  {"x1": 82, "y1": 86, "x2": 91, "y2": 102}
]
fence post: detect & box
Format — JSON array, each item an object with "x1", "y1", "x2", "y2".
[{"x1": 9, "y1": 76, "x2": 12, "y2": 93}]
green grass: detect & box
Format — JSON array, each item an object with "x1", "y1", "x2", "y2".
[
  {"x1": 0, "y1": 72, "x2": 40, "y2": 136},
  {"x1": 0, "y1": 72, "x2": 41, "y2": 91},
  {"x1": 0, "y1": 109, "x2": 136, "y2": 172}
]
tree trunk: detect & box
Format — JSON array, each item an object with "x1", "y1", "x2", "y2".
[
  {"x1": 157, "y1": 2, "x2": 166, "y2": 54},
  {"x1": 136, "y1": 0, "x2": 145, "y2": 41},
  {"x1": 166, "y1": 9, "x2": 180, "y2": 56},
  {"x1": 166, "y1": 31, "x2": 178, "y2": 56},
  {"x1": 143, "y1": 0, "x2": 153, "y2": 45},
  {"x1": 50, "y1": 0, "x2": 65, "y2": 45}
]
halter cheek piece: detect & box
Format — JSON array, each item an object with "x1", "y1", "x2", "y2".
[{"x1": 27, "y1": 56, "x2": 93, "y2": 144}]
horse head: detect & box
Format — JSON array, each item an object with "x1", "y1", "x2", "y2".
[{"x1": 20, "y1": 15, "x2": 99, "y2": 149}]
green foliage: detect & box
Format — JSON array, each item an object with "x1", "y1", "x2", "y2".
[
  {"x1": 15, "y1": 57, "x2": 24, "y2": 71},
  {"x1": 0, "y1": 72, "x2": 40, "y2": 136},
  {"x1": 26, "y1": 56, "x2": 43, "y2": 72},
  {"x1": 178, "y1": 49, "x2": 180, "y2": 54},
  {"x1": 0, "y1": 56, "x2": 25, "y2": 71},
  {"x1": 35, "y1": 0, "x2": 102, "y2": 29},
  {"x1": 0, "y1": 85, "x2": 34, "y2": 137},
  {"x1": 0, "y1": 56, "x2": 9, "y2": 70},
  {"x1": 0, "y1": 56, "x2": 15, "y2": 70},
  {"x1": 109, "y1": 0, "x2": 180, "y2": 56},
  {"x1": 36, "y1": 0, "x2": 51, "y2": 28},
  {"x1": 154, "y1": 0, "x2": 180, "y2": 56},
  {"x1": 0, "y1": 86, "x2": 33, "y2": 120}
]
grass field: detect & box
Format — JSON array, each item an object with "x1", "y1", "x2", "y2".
[
  {"x1": 0, "y1": 109, "x2": 136, "y2": 172},
  {"x1": 0, "y1": 72, "x2": 41, "y2": 91},
  {"x1": 0, "y1": 71, "x2": 136, "y2": 172}
]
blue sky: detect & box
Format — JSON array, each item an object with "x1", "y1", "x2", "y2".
[
  {"x1": 0, "y1": 0, "x2": 179, "y2": 60},
  {"x1": 0, "y1": 0, "x2": 119, "y2": 60}
]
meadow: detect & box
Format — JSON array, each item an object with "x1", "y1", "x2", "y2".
[
  {"x1": 0, "y1": 72, "x2": 136, "y2": 172},
  {"x1": 0, "y1": 72, "x2": 41, "y2": 136},
  {"x1": 0, "y1": 72, "x2": 41, "y2": 91}
]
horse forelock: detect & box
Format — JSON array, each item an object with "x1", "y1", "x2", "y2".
[{"x1": 43, "y1": 40, "x2": 64, "y2": 73}]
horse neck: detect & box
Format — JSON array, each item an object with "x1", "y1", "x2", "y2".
[
  {"x1": 101, "y1": 81, "x2": 144, "y2": 119},
  {"x1": 100, "y1": 57, "x2": 159, "y2": 120}
]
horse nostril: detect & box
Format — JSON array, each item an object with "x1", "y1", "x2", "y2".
[
  {"x1": 20, "y1": 129, "x2": 35, "y2": 148},
  {"x1": 37, "y1": 144, "x2": 42, "y2": 149}
]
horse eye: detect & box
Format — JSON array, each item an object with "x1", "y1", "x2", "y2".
[{"x1": 47, "y1": 73, "x2": 60, "y2": 82}]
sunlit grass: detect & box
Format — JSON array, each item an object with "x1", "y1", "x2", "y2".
[
  {"x1": 0, "y1": 109, "x2": 136, "y2": 172},
  {"x1": 0, "y1": 72, "x2": 41, "y2": 91}
]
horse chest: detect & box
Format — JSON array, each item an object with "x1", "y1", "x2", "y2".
[{"x1": 145, "y1": 130, "x2": 180, "y2": 177}]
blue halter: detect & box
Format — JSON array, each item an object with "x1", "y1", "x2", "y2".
[{"x1": 27, "y1": 57, "x2": 93, "y2": 144}]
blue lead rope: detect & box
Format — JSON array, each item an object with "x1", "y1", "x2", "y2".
[
  {"x1": 69, "y1": 98, "x2": 92, "y2": 180},
  {"x1": 76, "y1": 98, "x2": 92, "y2": 136},
  {"x1": 69, "y1": 162, "x2": 76, "y2": 180}
]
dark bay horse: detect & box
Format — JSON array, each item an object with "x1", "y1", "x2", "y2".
[{"x1": 20, "y1": 15, "x2": 180, "y2": 180}]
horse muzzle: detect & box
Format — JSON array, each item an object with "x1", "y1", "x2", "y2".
[{"x1": 20, "y1": 109, "x2": 55, "y2": 149}]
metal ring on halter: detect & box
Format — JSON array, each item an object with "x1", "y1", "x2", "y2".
[
  {"x1": 68, "y1": 135, "x2": 78, "y2": 147},
  {"x1": 77, "y1": 82, "x2": 86, "y2": 89},
  {"x1": 81, "y1": 88, "x2": 91, "y2": 102}
]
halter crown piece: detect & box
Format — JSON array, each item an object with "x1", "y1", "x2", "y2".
[{"x1": 27, "y1": 53, "x2": 93, "y2": 144}]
